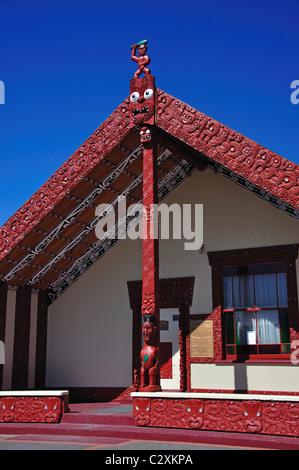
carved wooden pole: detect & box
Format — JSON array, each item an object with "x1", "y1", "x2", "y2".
[
  {"x1": 129, "y1": 42, "x2": 161, "y2": 391},
  {"x1": 139, "y1": 124, "x2": 161, "y2": 391}
]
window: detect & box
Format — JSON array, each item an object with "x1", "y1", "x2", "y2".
[{"x1": 223, "y1": 262, "x2": 291, "y2": 359}]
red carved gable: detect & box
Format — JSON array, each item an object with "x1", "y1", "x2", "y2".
[{"x1": 0, "y1": 86, "x2": 298, "y2": 295}]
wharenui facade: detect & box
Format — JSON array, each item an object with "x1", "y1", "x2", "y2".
[{"x1": 0, "y1": 42, "x2": 299, "y2": 435}]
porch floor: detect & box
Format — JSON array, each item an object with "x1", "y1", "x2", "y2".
[{"x1": 0, "y1": 398, "x2": 298, "y2": 450}]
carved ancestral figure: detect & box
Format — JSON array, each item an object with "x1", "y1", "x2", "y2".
[
  {"x1": 140, "y1": 126, "x2": 152, "y2": 144},
  {"x1": 140, "y1": 315, "x2": 160, "y2": 391},
  {"x1": 129, "y1": 41, "x2": 155, "y2": 127},
  {"x1": 131, "y1": 40, "x2": 151, "y2": 78}
]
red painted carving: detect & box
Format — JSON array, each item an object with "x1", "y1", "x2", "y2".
[
  {"x1": 204, "y1": 399, "x2": 263, "y2": 433},
  {"x1": 133, "y1": 396, "x2": 299, "y2": 437},
  {"x1": 134, "y1": 397, "x2": 204, "y2": 429},
  {"x1": 128, "y1": 277, "x2": 195, "y2": 392},
  {"x1": 141, "y1": 126, "x2": 159, "y2": 302},
  {"x1": 140, "y1": 126, "x2": 152, "y2": 144},
  {"x1": 156, "y1": 89, "x2": 299, "y2": 210},
  {"x1": 134, "y1": 397, "x2": 151, "y2": 426},
  {"x1": 138, "y1": 102, "x2": 160, "y2": 390},
  {"x1": 131, "y1": 40, "x2": 151, "y2": 78},
  {"x1": 141, "y1": 292, "x2": 155, "y2": 316},
  {"x1": 129, "y1": 75, "x2": 155, "y2": 127},
  {"x1": 140, "y1": 316, "x2": 160, "y2": 391},
  {"x1": 0, "y1": 396, "x2": 63, "y2": 423},
  {"x1": 0, "y1": 397, "x2": 15, "y2": 422},
  {"x1": 262, "y1": 401, "x2": 299, "y2": 436}
]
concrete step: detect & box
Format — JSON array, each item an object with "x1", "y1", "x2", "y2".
[
  {"x1": 61, "y1": 410, "x2": 134, "y2": 426},
  {"x1": 61, "y1": 402, "x2": 134, "y2": 426},
  {"x1": 0, "y1": 422, "x2": 136, "y2": 439}
]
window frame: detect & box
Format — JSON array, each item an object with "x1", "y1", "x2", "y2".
[
  {"x1": 222, "y1": 262, "x2": 290, "y2": 360},
  {"x1": 208, "y1": 245, "x2": 299, "y2": 364}
]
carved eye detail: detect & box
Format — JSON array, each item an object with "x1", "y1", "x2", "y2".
[
  {"x1": 130, "y1": 92, "x2": 140, "y2": 102},
  {"x1": 144, "y1": 89, "x2": 154, "y2": 99}
]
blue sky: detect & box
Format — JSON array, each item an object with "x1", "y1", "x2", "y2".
[{"x1": 0, "y1": 0, "x2": 298, "y2": 226}]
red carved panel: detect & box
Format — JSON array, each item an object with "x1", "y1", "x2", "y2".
[
  {"x1": 262, "y1": 401, "x2": 299, "y2": 436},
  {"x1": 0, "y1": 397, "x2": 15, "y2": 422},
  {"x1": 204, "y1": 400, "x2": 262, "y2": 433},
  {"x1": 141, "y1": 129, "x2": 159, "y2": 309},
  {"x1": 133, "y1": 396, "x2": 299, "y2": 437},
  {"x1": 156, "y1": 89, "x2": 299, "y2": 210},
  {"x1": 134, "y1": 397, "x2": 152, "y2": 426},
  {"x1": 0, "y1": 396, "x2": 63, "y2": 423}
]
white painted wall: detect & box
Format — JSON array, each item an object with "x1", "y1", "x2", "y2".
[
  {"x1": 47, "y1": 237, "x2": 142, "y2": 388},
  {"x1": 190, "y1": 363, "x2": 299, "y2": 393},
  {"x1": 46, "y1": 167, "x2": 299, "y2": 392}
]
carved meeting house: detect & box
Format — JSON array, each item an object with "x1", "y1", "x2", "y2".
[{"x1": 0, "y1": 41, "x2": 299, "y2": 436}]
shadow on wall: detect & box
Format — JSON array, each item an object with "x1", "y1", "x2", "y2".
[{"x1": 233, "y1": 363, "x2": 248, "y2": 392}]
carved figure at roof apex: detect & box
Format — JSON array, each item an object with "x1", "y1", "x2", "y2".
[{"x1": 131, "y1": 40, "x2": 151, "y2": 78}]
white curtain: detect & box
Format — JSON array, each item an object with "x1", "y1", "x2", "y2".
[
  {"x1": 235, "y1": 311, "x2": 256, "y2": 344},
  {"x1": 257, "y1": 310, "x2": 280, "y2": 344},
  {"x1": 235, "y1": 310, "x2": 280, "y2": 345},
  {"x1": 226, "y1": 271, "x2": 287, "y2": 346}
]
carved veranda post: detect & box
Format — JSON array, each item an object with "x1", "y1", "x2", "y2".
[
  {"x1": 130, "y1": 41, "x2": 161, "y2": 391},
  {"x1": 140, "y1": 125, "x2": 161, "y2": 391}
]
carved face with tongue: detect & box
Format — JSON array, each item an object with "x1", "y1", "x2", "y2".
[{"x1": 129, "y1": 75, "x2": 155, "y2": 126}]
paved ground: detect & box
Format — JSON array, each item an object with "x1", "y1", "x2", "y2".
[{"x1": 0, "y1": 434, "x2": 269, "y2": 451}]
